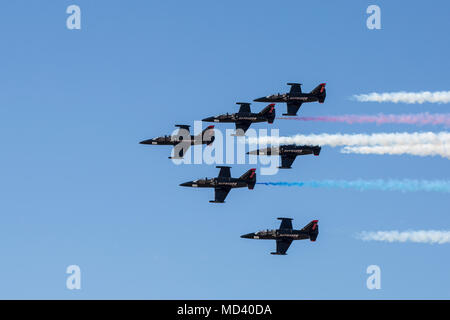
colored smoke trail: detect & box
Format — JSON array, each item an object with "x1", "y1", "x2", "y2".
[
  {"x1": 357, "y1": 230, "x2": 450, "y2": 244},
  {"x1": 353, "y1": 91, "x2": 450, "y2": 104},
  {"x1": 341, "y1": 144, "x2": 450, "y2": 159},
  {"x1": 278, "y1": 113, "x2": 450, "y2": 127},
  {"x1": 250, "y1": 132, "x2": 450, "y2": 147},
  {"x1": 249, "y1": 132, "x2": 450, "y2": 159},
  {"x1": 256, "y1": 180, "x2": 450, "y2": 193}
]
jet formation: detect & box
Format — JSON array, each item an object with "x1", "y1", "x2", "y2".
[
  {"x1": 241, "y1": 218, "x2": 319, "y2": 255},
  {"x1": 202, "y1": 102, "x2": 275, "y2": 136},
  {"x1": 254, "y1": 82, "x2": 326, "y2": 116},
  {"x1": 140, "y1": 81, "x2": 326, "y2": 254}
]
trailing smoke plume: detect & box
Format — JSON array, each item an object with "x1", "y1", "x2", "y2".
[
  {"x1": 353, "y1": 91, "x2": 450, "y2": 104},
  {"x1": 249, "y1": 132, "x2": 450, "y2": 147},
  {"x1": 256, "y1": 180, "x2": 450, "y2": 193},
  {"x1": 341, "y1": 144, "x2": 450, "y2": 159},
  {"x1": 278, "y1": 113, "x2": 450, "y2": 127},
  {"x1": 357, "y1": 230, "x2": 450, "y2": 244}
]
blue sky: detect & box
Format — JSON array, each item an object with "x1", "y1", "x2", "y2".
[{"x1": 0, "y1": 1, "x2": 449, "y2": 299}]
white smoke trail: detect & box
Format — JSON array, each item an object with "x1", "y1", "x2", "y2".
[
  {"x1": 341, "y1": 144, "x2": 450, "y2": 159},
  {"x1": 357, "y1": 230, "x2": 450, "y2": 244},
  {"x1": 278, "y1": 113, "x2": 450, "y2": 127},
  {"x1": 353, "y1": 91, "x2": 450, "y2": 104},
  {"x1": 249, "y1": 132, "x2": 450, "y2": 148}
]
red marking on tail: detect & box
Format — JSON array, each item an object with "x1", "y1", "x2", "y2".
[{"x1": 320, "y1": 83, "x2": 326, "y2": 93}]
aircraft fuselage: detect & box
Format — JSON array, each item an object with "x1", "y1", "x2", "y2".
[
  {"x1": 249, "y1": 145, "x2": 321, "y2": 156},
  {"x1": 140, "y1": 135, "x2": 206, "y2": 146},
  {"x1": 180, "y1": 177, "x2": 248, "y2": 189},
  {"x1": 254, "y1": 93, "x2": 321, "y2": 104},
  {"x1": 241, "y1": 229, "x2": 310, "y2": 240},
  {"x1": 203, "y1": 112, "x2": 269, "y2": 124}
]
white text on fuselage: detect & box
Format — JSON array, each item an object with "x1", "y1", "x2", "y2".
[{"x1": 217, "y1": 182, "x2": 238, "y2": 186}]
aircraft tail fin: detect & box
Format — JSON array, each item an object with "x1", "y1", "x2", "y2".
[
  {"x1": 258, "y1": 104, "x2": 276, "y2": 123},
  {"x1": 301, "y1": 220, "x2": 319, "y2": 241},
  {"x1": 240, "y1": 168, "x2": 256, "y2": 189},
  {"x1": 313, "y1": 146, "x2": 321, "y2": 156},
  {"x1": 310, "y1": 83, "x2": 326, "y2": 103}
]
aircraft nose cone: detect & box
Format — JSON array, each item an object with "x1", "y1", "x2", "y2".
[
  {"x1": 240, "y1": 233, "x2": 255, "y2": 239},
  {"x1": 179, "y1": 181, "x2": 193, "y2": 187},
  {"x1": 202, "y1": 116, "x2": 215, "y2": 122},
  {"x1": 139, "y1": 139, "x2": 153, "y2": 145}
]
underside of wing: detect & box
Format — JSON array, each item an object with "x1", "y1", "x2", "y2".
[
  {"x1": 280, "y1": 155, "x2": 297, "y2": 169},
  {"x1": 210, "y1": 187, "x2": 231, "y2": 203},
  {"x1": 235, "y1": 121, "x2": 252, "y2": 135},
  {"x1": 272, "y1": 239, "x2": 293, "y2": 255},
  {"x1": 284, "y1": 102, "x2": 302, "y2": 116},
  {"x1": 171, "y1": 142, "x2": 191, "y2": 159}
]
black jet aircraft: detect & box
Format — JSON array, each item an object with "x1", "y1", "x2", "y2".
[
  {"x1": 139, "y1": 125, "x2": 215, "y2": 159},
  {"x1": 202, "y1": 102, "x2": 275, "y2": 136},
  {"x1": 247, "y1": 145, "x2": 321, "y2": 169},
  {"x1": 241, "y1": 218, "x2": 319, "y2": 255},
  {"x1": 254, "y1": 82, "x2": 326, "y2": 116},
  {"x1": 179, "y1": 166, "x2": 256, "y2": 203}
]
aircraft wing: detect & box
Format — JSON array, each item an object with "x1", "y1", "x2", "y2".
[
  {"x1": 285, "y1": 102, "x2": 302, "y2": 116},
  {"x1": 175, "y1": 125, "x2": 191, "y2": 135},
  {"x1": 273, "y1": 239, "x2": 293, "y2": 255},
  {"x1": 278, "y1": 217, "x2": 293, "y2": 230},
  {"x1": 237, "y1": 102, "x2": 251, "y2": 113},
  {"x1": 217, "y1": 166, "x2": 231, "y2": 178},
  {"x1": 171, "y1": 142, "x2": 191, "y2": 159},
  {"x1": 210, "y1": 187, "x2": 231, "y2": 203},
  {"x1": 280, "y1": 155, "x2": 297, "y2": 168},
  {"x1": 288, "y1": 83, "x2": 302, "y2": 95},
  {"x1": 235, "y1": 121, "x2": 252, "y2": 135}
]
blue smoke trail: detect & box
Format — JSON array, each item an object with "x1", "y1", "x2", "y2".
[{"x1": 256, "y1": 180, "x2": 450, "y2": 193}]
